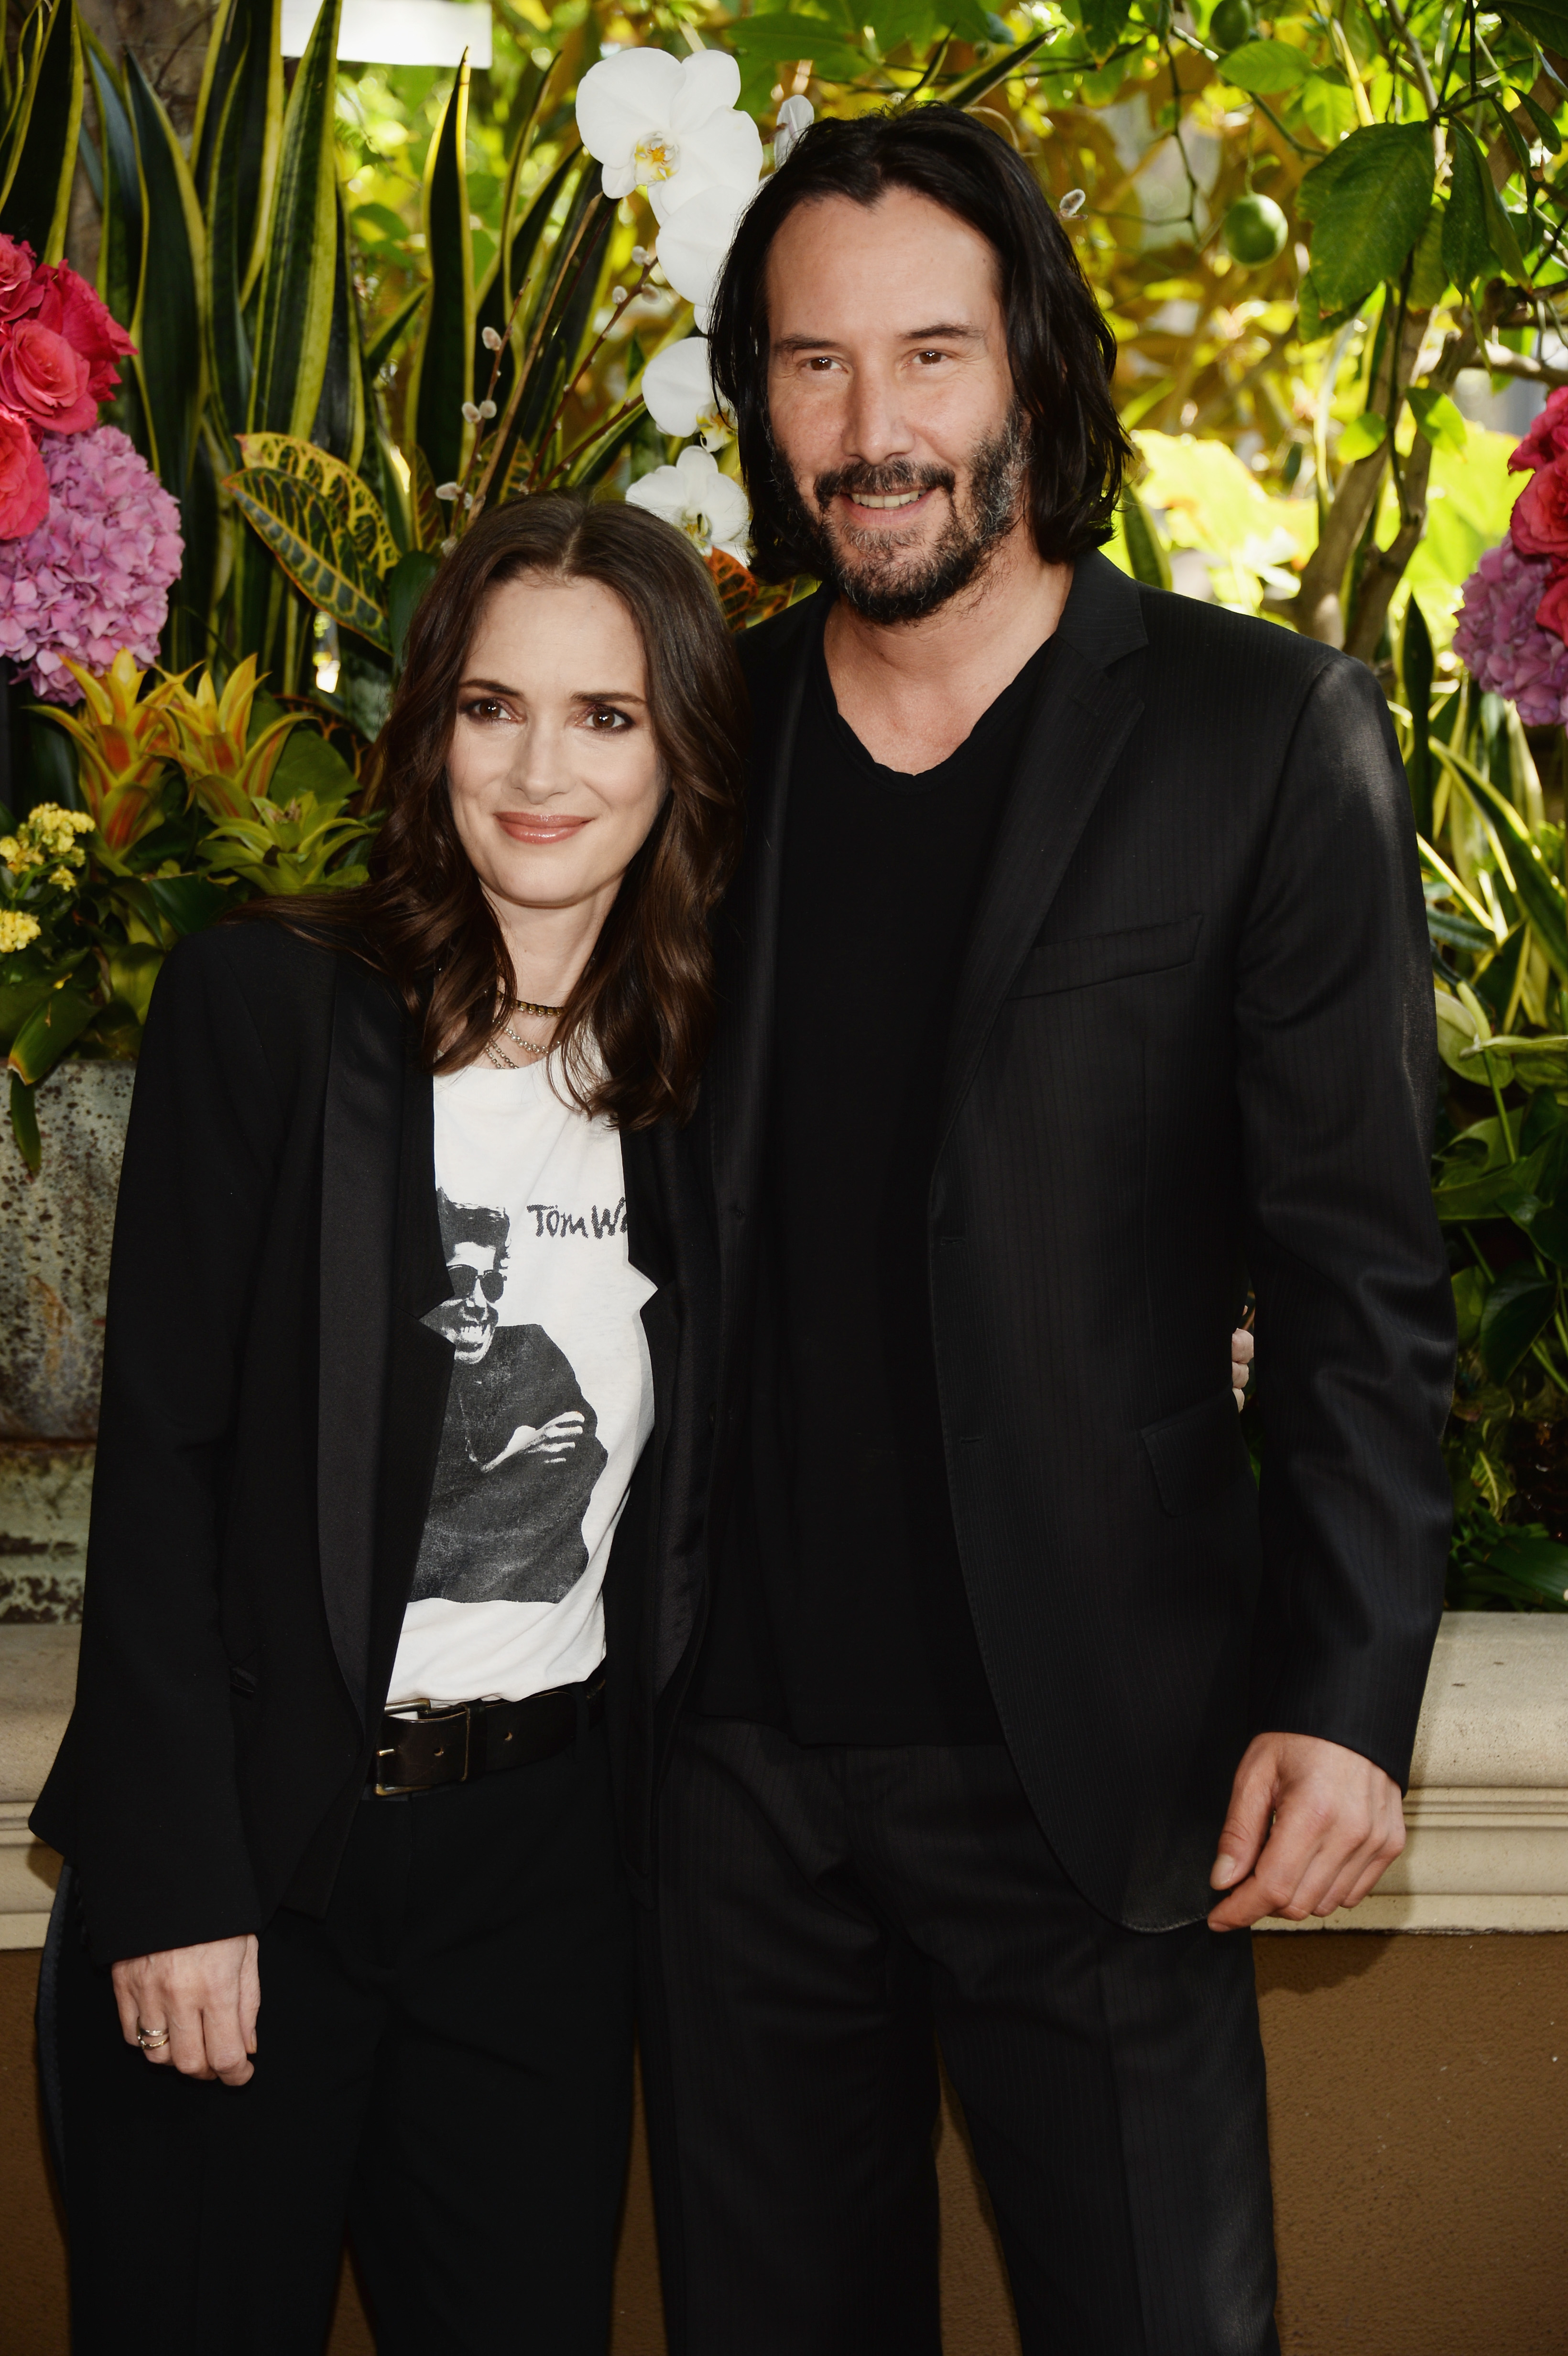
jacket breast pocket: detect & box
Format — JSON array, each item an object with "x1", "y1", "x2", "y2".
[
  {"x1": 1007, "y1": 914, "x2": 1202, "y2": 1000},
  {"x1": 1140, "y1": 1385, "x2": 1250, "y2": 1517}
]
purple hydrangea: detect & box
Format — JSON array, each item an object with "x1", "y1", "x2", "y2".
[
  {"x1": 0, "y1": 425, "x2": 182, "y2": 701},
  {"x1": 1453, "y1": 540, "x2": 1568, "y2": 727}
]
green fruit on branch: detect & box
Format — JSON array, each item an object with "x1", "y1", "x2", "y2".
[
  {"x1": 1223, "y1": 193, "x2": 1288, "y2": 267},
  {"x1": 1209, "y1": 0, "x2": 1256, "y2": 52}
]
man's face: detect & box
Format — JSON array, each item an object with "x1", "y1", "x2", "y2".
[
  {"x1": 764, "y1": 187, "x2": 1027, "y2": 623},
  {"x1": 433, "y1": 1241, "x2": 503, "y2": 1364}
]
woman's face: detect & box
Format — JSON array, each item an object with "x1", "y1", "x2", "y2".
[{"x1": 445, "y1": 571, "x2": 665, "y2": 923}]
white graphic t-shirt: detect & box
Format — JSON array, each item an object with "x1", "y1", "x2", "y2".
[{"x1": 386, "y1": 1055, "x2": 656, "y2": 1709}]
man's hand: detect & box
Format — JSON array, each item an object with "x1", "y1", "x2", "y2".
[
  {"x1": 1230, "y1": 1325, "x2": 1253, "y2": 1411},
  {"x1": 1208, "y1": 1733, "x2": 1404, "y2": 1931},
  {"x1": 111, "y1": 1933, "x2": 260, "y2": 2084}
]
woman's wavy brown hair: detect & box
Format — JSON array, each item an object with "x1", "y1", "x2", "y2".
[{"x1": 246, "y1": 495, "x2": 747, "y2": 1129}]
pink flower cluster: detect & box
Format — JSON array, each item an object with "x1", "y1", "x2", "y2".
[
  {"x1": 1454, "y1": 539, "x2": 1568, "y2": 726},
  {"x1": 0, "y1": 428, "x2": 182, "y2": 699},
  {"x1": 0, "y1": 234, "x2": 135, "y2": 541}
]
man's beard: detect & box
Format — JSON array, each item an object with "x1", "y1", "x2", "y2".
[{"x1": 770, "y1": 408, "x2": 1028, "y2": 624}]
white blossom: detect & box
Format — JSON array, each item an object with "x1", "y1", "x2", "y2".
[
  {"x1": 773, "y1": 95, "x2": 813, "y2": 170},
  {"x1": 642, "y1": 336, "x2": 733, "y2": 448},
  {"x1": 576, "y1": 47, "x2": 761, "y2": 227},
  {"x1": 626, "y1": 443, "x2": 750, "y2": 564},
  {"x1": 656, "y1": 182, "x2": 751, "y2": 329}
]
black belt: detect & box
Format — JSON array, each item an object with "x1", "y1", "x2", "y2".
[{"x1": 370, "y1": 1674, "x2": 604, "y2": 1797}]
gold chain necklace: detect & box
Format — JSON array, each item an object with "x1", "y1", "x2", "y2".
[{"x1": 480, "y1": 994, "x2": 564, "y2": 1071}]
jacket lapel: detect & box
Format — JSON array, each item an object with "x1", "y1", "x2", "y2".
[
  {"x1": 317, "y1": 956, "x2": 408, "y2": 1730},
  {"x1": 707, "y1": 594, "x2": 820, "y2": 1388},
  {"x1": 937, "y1": 552, "x2": 1149, "y2": 1146}
]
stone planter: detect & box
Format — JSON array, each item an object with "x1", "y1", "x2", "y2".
[{"x1": 0, "y1": 1060, "x2": 133, "y2": 1623}]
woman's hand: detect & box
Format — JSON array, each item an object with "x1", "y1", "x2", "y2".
[
  {"x1": 111, "y1": 1933, "x2": 260, "y2": 2085},
  {"x1": 1231, "y1": 1325, "x2": 1253, "y2": 1412}
]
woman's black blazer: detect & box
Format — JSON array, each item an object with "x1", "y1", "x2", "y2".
[{"x1": 31, "y1": 923, "x2": 713, "y2": 1964}]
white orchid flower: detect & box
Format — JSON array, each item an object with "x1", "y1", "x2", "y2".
[
  {"x1": 656, "y1": 182, "x2": 751, "y2": 330},
  {"x1": 642, "y1": 337, "x2": 733, "y2": 448},
  {"x1": 773, "y1": 94, "x2": 814, "y2": 170},
  {"x1": 576, "y1": 48, "x2": 762, "y2": 227},
  {"x1": 626, "y1": 444, "x2": 751, "y2": 565}
]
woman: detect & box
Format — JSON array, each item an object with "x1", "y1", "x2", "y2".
[{"x1": 32, "y1": 493, "x2": 745, "y2": 2354}]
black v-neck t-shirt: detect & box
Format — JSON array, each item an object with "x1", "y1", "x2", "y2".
[{"x1": 695, "y1": 609, "x2": 1059, "y2": 1745}]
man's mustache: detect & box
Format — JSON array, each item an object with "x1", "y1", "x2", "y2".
[{"x1": 812, "y1": 461, "x2": 956, "y2": 510}]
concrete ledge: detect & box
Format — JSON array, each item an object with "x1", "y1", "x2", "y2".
[{"x1": 4, "y1": 1615, "x2": 1567, "y2": 1945}]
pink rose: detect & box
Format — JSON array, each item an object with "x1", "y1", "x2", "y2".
[
  {"x1": 1536, "y1": 567, "x2": 1568, "y2": 647},
  {"x1": 0, "y1": 319, "x2": 95, "y2": 436},
  {"x1": 0, "y1": 407, "x2": 49, "y2": 540},
  {"x1": 0, "y1": 236, "x2": 40, "y2": 324},
  {"x1": 1511, "y1": 457, "x2": 1568, "y2": 562},
  {"x1": 1510, "y1": 386, "x2": 1568, "y2": 476},
  {"x1": 32, "y1": 262, "x2": 135, "y2": 402}
]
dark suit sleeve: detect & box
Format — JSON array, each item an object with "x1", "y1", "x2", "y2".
[
  {"x1": 1234, "y1": 657, "x2": 1455, "y2": 1787},
  {"x1": 31, "y1": 934, "x2": 289, "y2": 1961}
]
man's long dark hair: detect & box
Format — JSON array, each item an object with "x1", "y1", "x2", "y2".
[
  {"x1": 236, "y1": 496, "x2": 746, "y2": 1130},
  {"x1": 705, "y1": 105, "x2": 1130, "y2": 582}
]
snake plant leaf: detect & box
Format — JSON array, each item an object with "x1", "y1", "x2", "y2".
[
  {"x1": 87, "y1": 43, "x2": 142, "y2": 356},
  {"x1": 474, "y1": 143, "x2": 581, "y2": 433},
  {"x1": 202, "y1": 10, "x2": 261, "y2": 450},
  {"x1": 309, "y1": 181, "x2": 366, "y2": 470},
  {"x1": 222, "y1": 457, "x2": 392, "y2": 652},
  {"x1": 408, "y1": 445, "x2": 446, "y2": 554},
  {"x1": 194, "y1": 0, "x2": 283, "y2": 306},
  {"x1": 249, "y1": 0, "x2": 341, "y2": 441},
  {"x1": 124, "y1": 53, "x2": 207, "y2": 505},
  {"x1": 404, "y1": 56, "x2": 475, "y2": 492},
  {"x1": 0, "y1": 0, "x2": 82, "y2": 262},
  {"x1": 388, "y1": 549, "x2": 441, "y2": 678},
  {"x1": 364, "y1": 284, "x2": 428, "y2": 381},
  {"x1": 8, "y1": 988, "x2": 97, "y2": 1088},
  {"x1": 1120, "y1": 488, "x2": 1172, "y2": 592}
]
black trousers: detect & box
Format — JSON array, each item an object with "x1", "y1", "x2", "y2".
[
  {"x1": 640, "y1": 1716, "x2": 1279, "y2": 2356},
  {"x1": 49, "y1": 1715, "x2": 633, "y2": 2356}
]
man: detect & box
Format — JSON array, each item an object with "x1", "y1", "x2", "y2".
[
  {"x1": 631, "y1": 106, "x2": 1455, "y2": 2354},
  {"x1": 411, "y1": 1190, "x2": 603, "y2": 1605}
]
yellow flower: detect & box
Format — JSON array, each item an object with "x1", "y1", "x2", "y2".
[
  {"x1": 0, "y1": 837, "x2": 19, "y2": 867},
  {"x1": 0, "y1": 911, "x2": 42, "y2": 954},
  {"x1": 48, "y1": 867, "x2": 78, "y2": 891},
  {"x1": 24, "y1": 804, "x2": 96, "y2": 862}
]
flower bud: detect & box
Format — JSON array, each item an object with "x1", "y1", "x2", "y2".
[
  {"x1": 461, "y1": 400, "x2": 481, "y2": 422},
  {"x1": 1059, "y1": 188, "x2": 1087, "y2": 218},
  {"x1": 436, "y1": 481, "x2": 460, "y2": 500},
  {"x1": 612, "y1": 285, "x2": 629, "y2": 305},
  {"x1": 479, "y1": 399, "x2": 497, "y2": 418},
  {"x1": 481, "y1": 325, "x2": 503, "y2": 350}
]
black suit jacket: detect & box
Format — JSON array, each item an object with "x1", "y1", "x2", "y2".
[
  {"x1": 671, "y1": 553, "x2": 1455, "y2": 1932},
  {"x1": 31, "y1": 923, "x2": 709, "y2": 1961}
]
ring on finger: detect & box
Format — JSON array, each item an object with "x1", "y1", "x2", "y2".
[{"x1": 136, "y1": 2022, "x2": 171, "y2": 2051}]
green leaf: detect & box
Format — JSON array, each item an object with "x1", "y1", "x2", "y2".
[
  {"x1": 387, "y1": 547, "x2": 441, "y2": 678},
  {"x1": 404, "y1": 58, "x2": 475, "y2": 494},
  {"x1": 1442, "y1": 122, "x2": 1493, "y2": 292},
  {"x1": 724, "y1": 18, "x2": 870, "y2": 80},
  {"x1": 1339, "y1": 409, "x2": 1387, "y2": 460},
  {"x1": 8, "y1": 988, "x2": 97, "y2": 1087},
  {"x1": 1298, "y1": 123, "x2": 1436, "y2": 313},
  {"x1": 1408, "y1": 388, "x2": 1467, "y2": 454},
  {"x1": 0, "y1": 0, "x2": 82, "y2": 262},
  {"x1": 249, "y1": 0, "x2": 341, "y2": 439},
  {"x1": 0, "y1": 980, "x2": 51, "y2": 1054},
  {"x1": 1479, "y1": 1260, "x2": 1557, "y2": 1381},
  {"x1": 1219, "y1": 37, "x2": 1307, "y2": 93},
  {"x1": 1298, "y1": 74, "x2": 1357, "y2": 148},
  {"x1": 222, "y1": 464, "x2": 391, "y2": 651},
  {"x1": 87, "y1": 45, "x2": 142, "y2": 385},
  {"x1": 1078, "y1": 0, "x2": 1135, "y2": 56},
  {"x1": 203, "y1": 12, "x2": 261, "y2": 449},
  {"x1": 8, "y1": 1071, "x2": 39, "y2": 1177},
  {"x1": 105, "y1": 944, "x2": 162, "y2": 1026},
  {"x1": 937, "y1": 31, "x2": 1047, "y2": 109},
  {"x1": 125, "y1": 54, "x2": 207, "y2": 506},
  {"x1": 1476, "y1": 1529, "x2": 1568, "y2": 1608},
  {"x1": 270, "y1": 720, "x2": 358, "y2": 807},
  {"x1": 1402, "y1": 594, "x2": 1434, "y2": 836},
  {"x1": 1120, "y1": 487, "x2": 1171, "y2": 590},
  {"x1": 364, "y1": 286, "x2": 428, "y2": 382},
  {"x1": 1452, "y1": 1264, "x2": 1488, "y2": 1345},
  {"x1": 308, "y1": 181, "x2": 366, "y2": 471},
  {"x1": 1496, "y1": 0, "x2": 1568, "y2": 44},
  {"x1": 143, "y1": 874, "x2": 228, "y2": 936},
  {"x1": 1455, "y1": 120, "x2": 1528, "y2": 284},
  {"x1": 1520, "y1": 88, "x2": 1563, "y2": 156}
]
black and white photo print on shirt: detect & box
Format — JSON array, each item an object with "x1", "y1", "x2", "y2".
[{"x1": 410, "y1": 1191, "x2": 610, "y2": 1606}]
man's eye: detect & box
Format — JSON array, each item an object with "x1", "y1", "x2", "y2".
[{"x1": 915, "y1": 349, "x2": 947, "y2": 365}]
